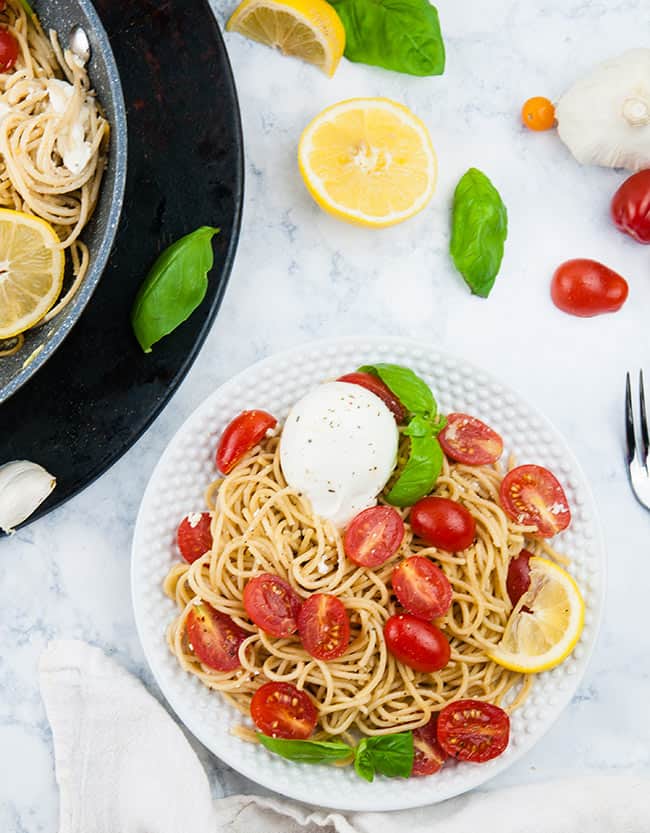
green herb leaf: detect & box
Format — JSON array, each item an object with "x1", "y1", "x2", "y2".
[
  {"x1": 330, "y1": 0, "x2": 445, "y2": 77},
  {"x1": 359, "y1": 364, "x2": 436, "y2": 418},
  {"x1": 354, "y1": 733, "x2": 414, "y2": 782},
  {"x1": 131, "y1": 226, "x2": 219, "y2": 353},
  {"x1": 450, "y1": 168, "x2": 507, "y2": 298},
  {"x1": 386, "y1": 431, "x2": 443, "y2": 507},
  {"x1": 257, "y1": 734, "x2": 354, "y2": 764},
  {"x1": 19, "y1": 0, "x2": 35, "y2": 16}
]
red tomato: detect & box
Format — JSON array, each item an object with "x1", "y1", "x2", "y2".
[
  {"x1": 243, "y1": 574, "x2": 302, "y2": 638},
  {"x1": 250, "y1": 681, "x2": 318, "y2": 739},
  {"x1": 439, "y1": 413, "x2": 503, "y2": 466},
  {"x1": 298, "y1": 594, "x2": 350, "y2": 660},
  {"x1": 186, "y1": 603, "x2": 247, "y2": 671},
  {"x1": 216, "y1": 410, "x2": 277, "y2": 474},
  {"x1": 337, "y1": 372, "x2": 407, "y2": 423},
  {"x1": 410, "y1": 497, "x2": 476, "y2": 552},
  {"x1": 391, "y1": 557, "x2": 452, "y2": 620},
  {"x1": 437, "y1": 699, "x2": 510, "y2": 762},
  {"x1": 176, "y1": 512, "x2": 213, "y2": 564},
  {"x1": 412, "y1": 715, "x2": 447, "y2": 776},
  {"x1": 611, "y1": 169, "x2": 650, "y2": 244},
  {"x1": 500, "y1": 465, "x2": 571, "y2": 538},
  {"x1": 344, "y1": 506, "x2": 405, "y2": 568},
  {"x1": 506, "y1": 550, "x2": 532, "y2": 606},
  {"x1": 0, "y1": 30, "x2": 18, "y2": 72},
  {"x1": 384, "y1": 614, "x2": 450, "y2": 672},
  {"x1": 551, "y1": 259, "x2": 628, "y2": 317}
]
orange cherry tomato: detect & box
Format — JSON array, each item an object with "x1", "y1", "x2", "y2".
[{"x1": 521, "y1": 96, "x2": 556, "y2": 131}]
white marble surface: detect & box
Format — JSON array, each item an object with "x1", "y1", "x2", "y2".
[{"x1": 2, "y1": 0, "x2": 650, "y2": 828}]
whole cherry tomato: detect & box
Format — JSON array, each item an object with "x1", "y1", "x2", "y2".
[
  {"x1": 611, "y1": 169, "x2": 650, "y2": 244},
  {"x1": 521, "y1": 96, "x2": 555, "y2": 131},
  {"x1": 337, "y1": 372, "x2": 407, "y2": 423},
  {"x1": 216, "y1": 410, "x2": 277, "y2": 474},
  {"x1": 506, "y1": 549, "x2": 532, "y2": 606},
  {"x1": 551, "y1": 259, "x2": 628, "y2": 318},
  {"x1": 384, "y1": 614, "x2": 450, "y2": 672},
  {"x1": 410, "y1": 496, "x2": 476, "y2": 552},
  {"x1": 0, "y1": 30, "x2": 18, "y2": 72}
]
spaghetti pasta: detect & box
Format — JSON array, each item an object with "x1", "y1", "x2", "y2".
[
  {"x1": 164, "y1": 433, "x2": 565, "y2": 738},
  {"x1": 0, "y1": 0, "x2": 108, "y2": 350}
]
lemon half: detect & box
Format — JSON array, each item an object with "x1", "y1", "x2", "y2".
[
  {"x1": 488, "y1": 556, "x2": 585, "y2": 674},
  {"x1": 0, "y1": 209, "x2": 64, "y2": 339},
  {"x1": 226, "y1": 0, "x2": 345, "y2": 77},
  {"x1": 298, "y1": 97, "x2": 437, "y2": 228}
]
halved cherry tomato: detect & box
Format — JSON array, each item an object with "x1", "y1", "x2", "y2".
[
  {"x1": 551, "y1": 259, "x2": 628, "y2": 318},
  {"x1": 177, "y1": 512, "x2": 213, "y2": 564},
  {"x1": 250, "y1": 681, "x2": 318, "y2": 739},
  {"x1": 216, "y1": 410, "x2": 277, "y2": 474},
  {"x1": 439, "y1": 413, "x2": 503, "y2": 466},
  {"x1": 298, "y1": 594, "x2": 350, "y2": 660},
  {"x1": 0, "y1": 30, "x2": 18, "y2": 72},
  {"x1": 391, "y1": 557, "x2": 452, "y2": 620},
  {"x1": 506, "y1": 550, "x2": 532, "y2": 606},
  {"x1": 500, "y1": 465, "x2": 571, "y2": 538},
  {"x1": 337, "y1": 372, "x2": 407, "y2": 423},
  {"x1": 437, "y1": 699, "x2": 509, "y2": 762},
  {"x1": 611, "y1": 169, "x2": 650, "y2": 244},
  {"x1": 186, "y1": 602, "x2": 247, "y2": 671},
  {"x1": 384, "y1": 614, "x2": 450, "y2": 672},
  {"x1": 411, "y1": 715, "x2": 447, "y2": 776},
  {"x1": 344, "y1": 506, "x2": 404, "y2": 568},
  {"x1": 521, "y1": 96, "x2": 556, "y2": 131},
  {"x1": 243, "y1": 573, "x2": 302, "y2": 638},
  {"x1": 410, "y1": 497, "x2": 476, "y2": 552}
]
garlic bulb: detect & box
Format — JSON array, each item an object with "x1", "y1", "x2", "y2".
[
  {"x1": 0, "y1": 460, "x2": 56, "y2": 533},
  {"x1": 556, "y1": 49, "x2": 650, "y2": 171}
]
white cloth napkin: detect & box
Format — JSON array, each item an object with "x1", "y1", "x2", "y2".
[{"x1": 39, "y1": 640, "x2": 649, "y2": 833}]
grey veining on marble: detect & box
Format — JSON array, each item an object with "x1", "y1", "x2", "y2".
[{"x1": 2, "y1": 0, "x2": 650, "y2": 829}]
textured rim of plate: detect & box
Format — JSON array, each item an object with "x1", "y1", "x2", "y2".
[{"x1": 131, "y1": 336, "x2": 606, "y2": 812}]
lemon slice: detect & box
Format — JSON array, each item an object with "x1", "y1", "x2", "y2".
[
  {"x1": 298, "y1": 98, "x2": 437, "y2": 227},
  {"x1": 488, "y1": 557, "x2": 585, "y2": 673},
  {"x1": 226, "y1": 0, "x2": 345, "y2": 77},
  {"x1": 0, "y1": 209, "x2": 64, "y2": 339}
]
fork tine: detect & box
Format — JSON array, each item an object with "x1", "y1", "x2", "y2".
[
  {"x1": 640, "y1": 370, "x2": 649, "y2": 467},
  {"x1": 626, "y1": 372, "x2": 636, "y2": 465}
]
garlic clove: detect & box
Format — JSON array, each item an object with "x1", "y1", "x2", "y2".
[{"x1": 0, "y1": 460, "x2": 56, "y2": 534}]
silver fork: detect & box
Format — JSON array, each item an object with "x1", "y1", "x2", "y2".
[{"x1": 625, "y1": 371, "x2": 650, "y2": 509}]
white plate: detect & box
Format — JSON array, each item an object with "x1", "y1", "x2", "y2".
[{"x1": 131, "y1": 336, "x2": 605, "y2": 812}]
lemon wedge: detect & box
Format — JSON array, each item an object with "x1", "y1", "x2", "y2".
[
  {"x1": 298, "y1": 97, "x2": 437, "y2": 227},
  {"x1": 0, "y1": 209, "x2": 64, "y2": 339},
  {"x1": 226, "y1": 0, "x2": 345, "y2": 77},
  {"x1": 488, "y1": 557, "x2": 585, "y2": 673}
]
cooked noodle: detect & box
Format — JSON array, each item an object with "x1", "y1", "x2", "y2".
[
  {"x1": 164, "y1": 433, "x2": 568, "y2": 739},
  {"x1": 0, "y1": 0, "x2": 108, "y2": 351}
]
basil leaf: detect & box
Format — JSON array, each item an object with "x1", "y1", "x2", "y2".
[
  {"x1": 257, "y1": 734, "x2": 354, "y2": 764},
  {"x1": 330, "y1": 0, "x2": 445, "y2": 77},
  {"x1": 450, "y1": 168, "x2": 507, "y2": 298},
  {"x1": 386, "y1": 431, "x2": 443, "y2": 506},
  {"x1": 354, "y1": 733, "x2": 414, "y2": 782},
  {"x1": 131, "y1": 226, "x2": 219, "y2": 353},
  {"x1": 359, "y1": 364, "x2": 436, "y2": 418}
]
